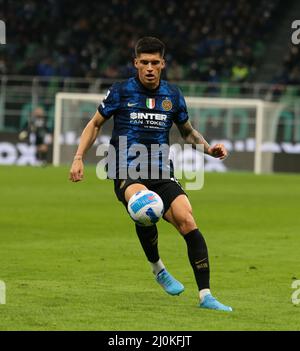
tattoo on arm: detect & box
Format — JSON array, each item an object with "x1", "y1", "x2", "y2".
[{"x1": 177, "y1": 121, "x2": 210, "y2": 154}]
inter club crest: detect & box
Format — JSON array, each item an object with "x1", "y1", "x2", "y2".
[{"x1": 162, "y1": 98, "x2": 172, "y2": 111}]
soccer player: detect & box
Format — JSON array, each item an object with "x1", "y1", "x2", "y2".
[{"x1": 69, "y1": 37, "x2": 232, "y2": 311}]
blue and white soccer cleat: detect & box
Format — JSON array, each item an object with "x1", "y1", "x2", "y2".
[
  {"x1": 199, "y1": 294, "x2": 233, "y2": 312},
  {"x1": 156, "y1": 269, "x2": 184, "y2": 296}
]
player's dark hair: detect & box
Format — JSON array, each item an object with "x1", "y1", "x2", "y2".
[{"x1": 135, "y1": 37, "x2": 165, "y2": 57}]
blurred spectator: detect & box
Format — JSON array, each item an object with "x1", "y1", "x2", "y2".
[
  {"x1": 37, "y1": 58, "x2": 55, "y2": 77},
  {"x1": 231, "y1": 62, "x2": 249, "y2": 82},
  {"x1": 167, "y1": 61, "x2": 184, "y2": 81},
  {"x1": 19, "y1": 58, "x2": 37, "y2": 75},
  {"x1": 272, "y1": 44, "x2": 300, "y2": 86},
  {"x1": 19, "y1": 107, "x2": 52, "y2": 166}
]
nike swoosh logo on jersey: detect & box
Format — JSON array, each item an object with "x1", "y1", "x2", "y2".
[{"x1": 128, "y1": 102, "x2": 138, "y2": 107}]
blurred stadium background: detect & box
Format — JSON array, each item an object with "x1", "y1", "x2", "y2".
[{"x1": 0, "y1": 0, "x2": 300, "y2": 331}]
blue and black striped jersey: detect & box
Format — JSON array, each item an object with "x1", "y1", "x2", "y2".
[{"x1": 98, "y1": 77, "x2": 189, "y2": 178}]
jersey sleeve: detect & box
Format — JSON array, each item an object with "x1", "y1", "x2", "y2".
[
  {"x1": 97, "y1": 83, "x2": 120, "y2": 119},
  {"x1": 173, "y1": 88, "x2": 189, "y2": 125}
]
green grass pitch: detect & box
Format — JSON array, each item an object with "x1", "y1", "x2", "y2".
[{"x1": 0, "y1": 165, "x2": 299, "y2": 331}]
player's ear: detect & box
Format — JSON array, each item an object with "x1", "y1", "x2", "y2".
[
  {"x1": 134, "y1": 58, "x2": 138, "y2": 69},
  {"x1": 161, "y1": 59, "x2": 166, "y2": 69}
]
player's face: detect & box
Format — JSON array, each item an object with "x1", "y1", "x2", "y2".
[{"x1": 134, "y1": 53, "x2": 165, "y2": 89}]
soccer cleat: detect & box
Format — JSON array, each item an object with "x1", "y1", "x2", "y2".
[
  {"x1": 199, "y1": 294, "x2": 233, "y2": 312},
  {"x1": 156, "y1": 269, "x2": 184, "y2": 296}
]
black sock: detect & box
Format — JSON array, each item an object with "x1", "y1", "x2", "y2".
[
  {"x1": 184, "y1": 229, "x2": 210, "y2": 290},
  {"x1": 135, "y1": 224, "x2": 159, "y2": 263}
]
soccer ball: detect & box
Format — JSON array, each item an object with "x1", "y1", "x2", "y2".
[{"x1": 127, "y1": 190, "x2": 164, "y2": 226}]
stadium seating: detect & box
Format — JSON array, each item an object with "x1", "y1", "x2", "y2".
[{"x1": 0, "y1": 0, "x2": 286, "y2": 82}]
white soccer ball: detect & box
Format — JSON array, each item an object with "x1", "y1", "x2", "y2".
[{"x1": 127, "y1": 190, "x2": 164, "y2": 226}]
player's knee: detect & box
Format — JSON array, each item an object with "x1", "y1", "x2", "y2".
[
  {"x1": 125, "y1": 184, "x2": 147, "y2": 202},
  {"x1": 177, "y1": 213, "x2": 197, "y2": 235}
]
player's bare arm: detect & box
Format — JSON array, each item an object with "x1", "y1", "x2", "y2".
[
  {"x1": 69, "y1": 110, "x2": 107, "y2": 182},
  {"x1": 176, "y1": 120, "x2": 228, "y2": 160}
]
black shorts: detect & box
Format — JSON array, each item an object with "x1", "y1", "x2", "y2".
[{"x1": 114, "y1": 177, "x2": 187, "y2": 214}]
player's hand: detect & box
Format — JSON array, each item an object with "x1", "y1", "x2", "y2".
[
  {"x1": 69, "y1": 159, "x2": 84, "y2": 182},
  {"x1": 208, "y1": 143, "x2": 228, "y2": 160}
]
